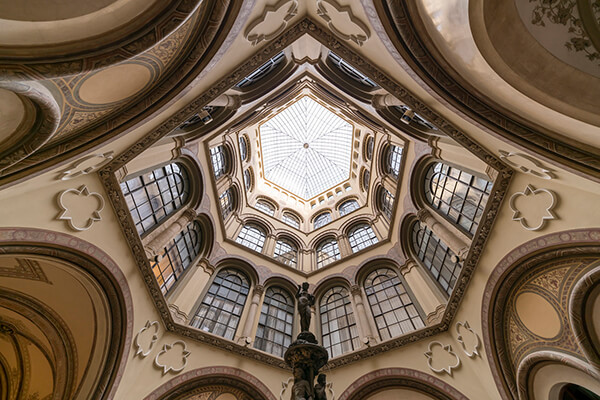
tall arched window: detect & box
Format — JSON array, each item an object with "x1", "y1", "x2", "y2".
[
  {"x1": 273, "y1": 239, "x2": 297, "y2": 268},
  {"x1": 320, "y1": 286, "x2": 360, "y2": 358},
  {"x1": 328, "y1": 52, "x2": 377, "y2": 88},
  {"x1": 219, "y1": 188, "x2": 235, "y2": 219},
  {"x1": 121, "y1": 162, "x2": 190, "y2": 235},
  {"x1": 365, "y1": 136, "x2": 374, "y2": 161},
  {"x1": 364, "y1": 268, "x2": 424, "y2": 340},
  {"x1": 378, "y1": 187, "x2": 394, "y2": 219},
  {"x1": 254, "y1": 286, "x2": 294, "y2": 357},
  {"x1": 244, "y1": 168, "x2": 253, "y2": 191},
  {"x1": 190, "y1": 268, "x2": 249, "y2": 339},
  {"x1": 424, "y1": 162, "x2": 492, "y2": 235},
  {"x1": 362, "y1": 169, "x2": 370, "y2": 192},
  {"x1": 210, "y1": 146, "x2": 228, "y2": 179},
  {"x1": 151, "y1": 221, "x2": 202, "y2": 294},
  {"x1": 235, "y1": 51, "x2": 285, "y2": 88},
  {"x1": 239, "y1": 135, "x2": 248, "y2": 162},
  {"x1": 236, "y1": 224, "x2": 266, "y2": 252},
  {"x1": 412, "y1": 221, "x2": 462, "y2": 295},
  {"x1": 282, "y1": 212, "x2": 300, "y2": 229},
  {"x1": 338, "y1": 199, "x2": 359, "y2": 216},
  {"x1": 316, "y1": 238, "x2": 341, "y2": 269},
  {"x1": 313, "y1": 212, "x2": 332, "y2": 229},
  {"x1": 385, "y1": 145, "x2": 403, "y2": 179},
  {"x1": 348, "y1": 224, "x2": 378, "y2": 253},
  {"x1": 255, "y1": 200, "x2": 275, "y2": 216}
]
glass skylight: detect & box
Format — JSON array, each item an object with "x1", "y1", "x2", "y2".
[{"x1": 259, "y1": 96, "x2": 353, "y2": 199}]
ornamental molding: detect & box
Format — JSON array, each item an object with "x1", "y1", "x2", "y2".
[
  {"x1": 58, "y1": 151, "x2": 114, "y2": 180},
  {"x1": 424, "y1": 341, "x2": 461, "y2": 376},
  {"x1": 455, "y1": 321, "x2": 480, "y2": 358},
  {"x1": 56, "y1": 185, "x2": 104, "y2": 231},
  {"x1": 499, "y1": 150, "x2": 555, "y2": 180},
  {"x1": 509, "y1": 184, "x2": 558, "y2": 231},
  {"x1": 154, "y1": 340, "x2": 191, "y2": 375},
  {"x1": 316, "y1": 0, "x2": 370, "y2": 46},
  {"x1": 134, "y1": 320, "x2": 160, "y2": 358},
  {"x1": 245, "y1": 0, "x2": 299, "y2": 46}
]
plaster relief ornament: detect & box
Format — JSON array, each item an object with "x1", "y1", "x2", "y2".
[
  {"x1": 245, "y1": 0, "x2": 298, "y2": 46},
  {"x1": 424, "y1": 341, "x2": 461, "y2": 376},
  {"x1": 154, "y1": 340, "x2": 190, "y2": 375},
  {"x1": 509, "y1": 184, "x2": 558, "y2": 231},
  {"x1": 455, "y1": 321, "x2": 481, "y2": 358},
  {"x1": 316, "y1": 0, "x2": 371, "y2": 46},
  {"x1": 56, "y1": 185, "x2": 104, "y2": 231},
  {"x1": 499, "y1": 150, "x2": 555, "y2": 179},
  {"x1": 279, "y1": 377, "x2": 293, "y2": 400},
  {"x1": 134, "y1": 320, "x2": 160, "y2": 358},
  {"x1": 58, "y1": 151, "x2": 114, "y2": 180}
]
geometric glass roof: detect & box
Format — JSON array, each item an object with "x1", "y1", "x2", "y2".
[{"x1": 259, "y1": 95, "x2": 353, "y2": 199}]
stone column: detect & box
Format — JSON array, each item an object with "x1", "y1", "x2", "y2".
[
  {"x1": 350, "y1": 285, "x2": 376, "y2": 345},
  {"x1": 263, "y1": 234, "x2": 277, "y2": 256},
  {"x1": 336, "y1": 235, "x2": 352, "y2": 257},
  {"x1": 417, "y1": 209, "x2": 469, "y2": 261},
  {"x1": 144, "y1": 209, "x2": 196, "y2": 257},
  {"x1": 400, "y1": 259, "x2": 446, "y2": 319},
  {"x1": 241, "y1": 285, "x2": 264, "y2": 342}
]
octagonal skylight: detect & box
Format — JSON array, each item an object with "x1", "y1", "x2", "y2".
[{"x1": 259, "y1": 96, "x2": 353, "y2": 199}]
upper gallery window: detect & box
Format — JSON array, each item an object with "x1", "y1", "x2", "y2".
[
  {"x1": 236, "y1": 224, "x2": 266, "y2": 252},
  {"x1": 364, "y1": 268, "x2": 424, "y2": 340},
  {"x1": 362, "y1": 169, "x2": 370, "y2": 192},
  {"x1": 210, "y1": 146, "x2": 228, "y2": 179},
  {"x1": 338, "y1": 199, "x2": 359, "y2": 216},
  {"x1": 348, "y1": 224, "x2": 378, "y2": 253},
  {"x1": 365, "y1": 136, "x2": 374, "y2": 161},
  {"x1": 151, "y1": 221, "x2": 202, "y2": 294},
  {"x1": 412, "y1": 221, "x2": 462, "y2": 295},
  {"x1": 316, "y1": 238, "x2": 341, "y2": 269},
  {"x1": 281, "y1": 212, "x2": 301, "y2": 229},
  {"x1": 424, "y1": 162, "x2": 492, "y2": 235},
  {"x1": 239, "y1": 135, "x2": 249, "y2": 162},
  {"x1": 121, "y1": 162, "x2": 190, "y2": 235},
  {"x1": 385, "y1": 145, "x2": 403, "y2": 179},
  {"x1": 273, "y1": 239, "x2": 298, "y2": 268},
  {"x1": 235, "y1": 51, "x2": 285, "y2": 88},
  {"x1": 219, "y1": 188, "x2": 235, "y2": 220},
  {"x1": 254, "y1": 286, "x2": 294, "y2": 357},
  {"x1": 320, "y1": 286, "x2": 360, "y2": 358},
  {"x1": 313, "y1": 212, "x2": 332, "y2": 229},
  {"x1": 378, "y1": 187, "x2": 395, "y2": 219},
  {"x1": 255, "y1": 200, "x2": 275, "y2": 216},
  {"x1": 328, "y1": 51, "x2": 378, "y2": 88},
  {"x1": 190, "y1": 268, "x2": 249, "y2": 339},
  {"x1": 244, "y1": 168, "x2": 253, "y2": 191}
]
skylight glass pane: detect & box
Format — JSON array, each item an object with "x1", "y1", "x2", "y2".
[{"x1": 260, "y1": 96, "x2": 353, "y2": 199}]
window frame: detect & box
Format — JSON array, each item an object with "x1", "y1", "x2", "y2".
[
  {"x1": 338, "y1": 199, "x2": 360, "y2": 216},
  {"x1": 254, "y1": 286, "x2": 295, "y2": 357},
  {"x1": 236, "y1": 224, "x2": 267, "y2": 253},
  {"x1": 316, "y1": 237, "x2": 341, "y2": 269},
  {"x1": 347, "y1": 223, "x2": 379, "y2": 253},
  {"x1": 385, "y1": 145, "x2": 403, "y2": 179},
  {"x1": 210, "y1": 145, "x2": 228, "y2": 179},
  {"x1": 319, "y1": 286, "x2": 360, "y2": 358},
  {"x1": 273, "y1": 238, "x2": 298, "y2": 268},
  {"x1": 313, "y1": 211, "x2": 332, "y2": 229},
  {"x1": 378, "y1": 186, "x2": 395, "y2": 220}
]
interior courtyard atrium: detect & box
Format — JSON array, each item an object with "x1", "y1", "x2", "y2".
[{"x1": 0, "y1": 0, "x2": 599, "y2": 399}]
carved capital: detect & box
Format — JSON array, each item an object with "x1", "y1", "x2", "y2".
[
  {"x1": 169, "y1": 304, "x2": 189, "y2": 325},
  {"x1": 198, "y1": 258, "x2": 215, "y2": 275},
  {"x1": 350, "y1": 284, "x2": 362, "y2": 297},
  {"x1": 253, "y1": 284, "x2": 265, "y2": 297},
  {"x1": 182, "y1": 208, "x2": 197, "y2": 222},
  {"x1": 426, "y1": 304, "x2": 446, "y2": 326},
  {"x1": 400, "y1": 259, "x2": 418, "y2": 275},
  {"x1": 416, "y1": 208, "x2": 432, "y2": 224}
]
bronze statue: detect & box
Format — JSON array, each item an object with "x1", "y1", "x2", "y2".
[
  {"x1": 295, "y1": 282, "x2": 314, "y2": 332},
  {"x1": 314, "y1": 373, "x2": 327, "y2": 400},
  {"x1": 291, "y1": 367, "x2": 313, "y2": 400}
]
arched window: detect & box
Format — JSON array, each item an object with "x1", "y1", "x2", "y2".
[
  {"x1": 219, "y1": 188, "x2": 235, "y2": 219},
  {"x1": 328, "y1": 52, "x2": 377, "y2": 88},
  {"x1": 239, "y1": 135, "x2": 248, "y2": 162},
  {"x1": 316, "y1": 238, "x2": 341, "y2": 269},
  {"x1": 244, "y1": 168, "x2": 253, "y2": 191},
  {"x1": 235, "y1": 51, "x2": 285, "y2": 88},
  {"x1": 320, "y1": 286, "x2": 360, "y2": 358},
  {"x1": 365, "y1": 136, "x2": 374, "y2": 161},
  {"x1": 254, "y1": 286, "x2": 294, "y2": 357},
  {"x1": 282, "y1": 212, "x2": 300, "y2": 229},
  {"x1": 362, "y1": 169, "x2": 370, "y2": 192},
  {"x1": 273, "y1": 239, "x2": 298, "y2": 268},
  {"x1": 121, "y1": 162, "x2": 190, "y2": 235},
  {"x1": 348, "y1": 224, "x2": 378, "y2": 253},
  {"x1": 412, "y1": 221, "x2": 462, "y2": 295},
  {"x1": 313, "y1": 212, "x2": 332, "y2": 229},
  {"x1": 236, "y1": 224, "x2": 266, "y2": 252},
  {"x1": 151, "y1": 221, "x2": 202, "y2": 294},
  {"x1": 385, "y1": 145, "x2": 403, "y2": 179},
  {"x1": 190, "y1": 269, "x2": 249, "y2": 339},
  {"x1": 210, "y1": 146, "x2": 228, "y2": 179},
  {"x1": 255, "y1": 200, "x2": 275, "y2": 216},
  {"x1": 560, "y1": 384, "x2": 600, "y2": 400},
  {"x1": 338, "y1": 199, "x2": 359, "y2": 216},
  {"x1": 378, "y1": 187, "x2": 394, "y2": 219},
  {"x1": 424, "y1": 162, "x2": 492, "y2": 235},
  {"x1": 364, "y1": 268, "x2": 424, "y2": 340}
]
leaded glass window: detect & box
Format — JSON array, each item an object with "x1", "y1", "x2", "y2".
[
  {"x1": 121, "y1": 163, "x2": 189, "y2": 235},
  {"x1": 190, "y1": 269, "x2": 249, "y2": 339},
  {"x1": 365, "y1": 136, "x2": 374, "y2": 161},
  {"x1": 235, "y1": 51, "x2": 285, "y2": 88},
  {"x1": 338, "y1": 199, "x2": 359, "y2": 216},
  {"x1": 328, "y1": 52, "x2": 377, "y2": 88},
  {"x1": 273, "y1": 239, "x2": 297, "y2": 268},
  {"x1": 412, "y1": 221, "x2": 462, "y2": 295},
  {"x1": 244, "y1": 169, "x2": 252, "y2": 191},
  {"x1": 379, "y1": 187, "x2": 394, "y2": 219},
  {"x1": 236, "y1": 225, "x2": 266, "y2": 252},
  {"x1": 210, "y1": 146, "x2": 228, "y2": 179},
  {"x1": 219, "y1": 188, "x2": 234, "y2": 219},
  {"x1": 239, "y1": 136, "x2": 248, "y2": 161},
  {"x1": 364, "y1": 268, "x2": 424, "y2": 340},
  {"x1": 255, "y1": 200, "x2": 275, "y2": 216},
  {"x1": 254, "y1": 286, "x2": 294, "y2": 357},
  {"x1": 320, "y1": 286, "x2": 360, "y2": 358},
  {"x1": 151, "y1": 221, "x2": 202, "y2": 295},
  {"x1": 362, "y1": 169, "x2": 370, "y2": 192},
  {"x1": 385, "y1": 145, "x2": 403, "y2": 179},
  {"x1": 313, "y1": 212, "x2": 332, "y2": 229},
  {"x1": 282, "y1": 212, "x2": 300, "y2": 229},
  {"x1": 316, "y1": 238, "x2": 340, "y2": 269},
  {"x1": 348, "y1": 224, "x2": 378, "y2": 253},
  {"x1": 424, "y1": 162, "x2": 492, "y2": 235}
]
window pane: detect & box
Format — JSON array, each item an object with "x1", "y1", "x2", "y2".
[
  {"x1": 210, "y1": 146, "x2": 228, "y2": 179},
  {"x1": 348, "y1": 224, "x2": 378, "y2": 253},
  {"x1": 320, "y1": 287, "x2": 359, "y2": 358},
  {"x1": 236, "y1": 225, "x2": 266, "y2": 252},
  {"x1": 254, "y1": 287, "x2": 294, "y2": 357},
  {"x1": 316, "y1": 238, "x2": 341, "y2": 268},
  {"x1": 274, "y1": 239, "x2": 298, "y2": 268},
  {"x1": 339, "y1": 199, "x2": 359, "y2": 216}
]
